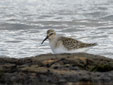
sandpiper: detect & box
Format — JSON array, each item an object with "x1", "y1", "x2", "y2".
[{"x1": 41, "y1": 29, "x2": 97, "y2": 54}]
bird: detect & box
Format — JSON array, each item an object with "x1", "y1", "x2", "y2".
[{"x1": 41, "y1": 29, "x2": 97, "y2": 54}]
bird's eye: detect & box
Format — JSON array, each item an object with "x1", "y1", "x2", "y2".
[{"x1": 49, "y1": 33, "x2": 53, "y2": 36}]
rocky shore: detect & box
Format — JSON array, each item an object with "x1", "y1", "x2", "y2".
[{"x1": 0, "y1": 53, "x2": 113, "y2": 85}]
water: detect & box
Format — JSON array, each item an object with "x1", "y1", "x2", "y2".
[{"x1": 0, "y1": 0, "x2": 113, "y2": 58}]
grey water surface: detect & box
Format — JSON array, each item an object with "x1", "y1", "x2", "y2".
[{"x1": 0, "y1": 0, "x2": 113, "y2": 58}]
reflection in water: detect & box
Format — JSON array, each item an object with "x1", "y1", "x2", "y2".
[{"x1": 0, "y1": 0, "x2": 113, "y2": 58}]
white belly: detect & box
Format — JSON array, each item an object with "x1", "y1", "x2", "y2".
[
  {"x1": 52, "y1": 46, "x2": 68, "y2": 54},
  {"x1": 50, "y1": 43, "x2": 90, "y2": 54}
]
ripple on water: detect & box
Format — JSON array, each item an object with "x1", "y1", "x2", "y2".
[{"x1": 0, "y1": 0, "x2": 113, "y2": 58}]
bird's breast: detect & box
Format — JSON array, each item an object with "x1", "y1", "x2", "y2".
[{"x1": 49, "y1": 40, "x2": 67, "y2": 54}]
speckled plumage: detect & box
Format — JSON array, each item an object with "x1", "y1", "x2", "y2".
[
  {"x1": 57, "y1": 36, "x2": 96, "y2": 50},
  {"x1": 42, "y1": 29, "x2": 97, "y2": 54}
]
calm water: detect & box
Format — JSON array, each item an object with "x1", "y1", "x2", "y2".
[{"x1": 0, "y1": 0, "x2": 113, "y2": 58}]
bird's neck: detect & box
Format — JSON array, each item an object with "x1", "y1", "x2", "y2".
[{"x1": 48, "y1": 35, "x2": 58, "y2": 47}]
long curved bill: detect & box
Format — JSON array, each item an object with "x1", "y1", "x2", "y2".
[{"x1": 41, "y1": 36, "x2": 48, "y2": 44}]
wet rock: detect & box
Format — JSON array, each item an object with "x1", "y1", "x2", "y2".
[
  {"x1": 0, "y1": 64, "x2": 16, "y2": 72},
  {"x1": 0, "y1": 53, "x2": 113, "y2": 85},
  {"x1": 20, "y1": 65, "x2": 49, "y2": 73}
]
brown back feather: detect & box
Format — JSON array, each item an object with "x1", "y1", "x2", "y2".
[{"x1": 58, "y1": 37, "x2": 97, "y2": 50}]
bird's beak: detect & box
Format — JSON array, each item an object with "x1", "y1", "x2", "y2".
[{"x1": 41, "y1": 36, "x2": 48, "y2": 44}]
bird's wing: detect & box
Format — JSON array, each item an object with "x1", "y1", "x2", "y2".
[
  {"x1": 59, "y1": 37, "x2": 96, "y2": 50},
  {"x1": 58, "y1": 37, "x2": 80, "y2": 50}
]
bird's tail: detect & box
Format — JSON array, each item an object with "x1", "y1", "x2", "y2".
[{"x1": 88, "y1": 43, "x2": 97, "y2": 47}]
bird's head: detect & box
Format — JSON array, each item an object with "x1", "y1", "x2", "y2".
[{"x1": 41, "y1": 29, "x2": 56, "y2": 44}]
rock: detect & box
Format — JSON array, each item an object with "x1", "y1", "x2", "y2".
[
  {"x1": 0, "y1": 64, "x2": 16, "y2": 72},
  {"x1": 19, "y1": 65, "x2": 48, "y2": 73},
  {"x1": 0, "y1": 53, "x2": 113, "y2": 85}
]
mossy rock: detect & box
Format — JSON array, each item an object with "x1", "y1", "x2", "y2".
[
  {"x1": 0, "y1": 70, "x2": 4, "y2": 78},
  {"x1": 20, "y1": 65, "x2": 49, "y2": 73},
  {"x1": 90, "y1": 62, "x2": 113, "y2": 72}
]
